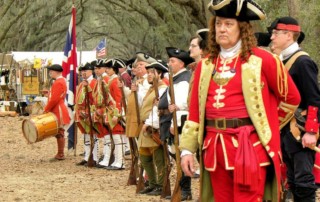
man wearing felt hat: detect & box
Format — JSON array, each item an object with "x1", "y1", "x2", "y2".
[
  {"x1": 270, "y1": 16, "x2": 320, "y2": 202},
  {"x1": 125, "y1": 52, "x2": 157, "y2": 139},
  {"x1": 136, "y1": 61, "x2": 168, "y2": 196},
  {"x1": 179, "y1": 1, "x2": 301, "y2": 201},
  {"x1": 74, "y1": 62, "x2": 99, "y2": 166},
  {"x1": 43, "y1": 64, "x2": 71, "y2": 161},
  {"x1": 158, "y1": 47, "x2": 194, "y2": 200}
]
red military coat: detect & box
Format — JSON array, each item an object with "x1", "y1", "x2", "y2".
[
  {"x1": 180, "y1": 47, "x2": 301, "y2": 202},
  {"x1": 74, "y1": 77, "x2": 97, "y2": 134},
  {"x1": 44, "y1": 76, "x2": 71, "y2": 127},
  {"x1": 92, "y1": 74, "x2": 109, "y2": 137},
  {"x1": 104, "y1": 74, "x2": 124, "y2": 134}
]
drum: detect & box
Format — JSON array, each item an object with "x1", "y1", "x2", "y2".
[{"x1": 22, "y1": 112, "x2": 58, "y2": 143}]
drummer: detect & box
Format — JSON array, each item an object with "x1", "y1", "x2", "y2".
[{"x1": 43, "y1": 64, "x2": 71, "y2": 161}]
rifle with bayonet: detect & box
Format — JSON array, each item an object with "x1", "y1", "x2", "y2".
[
  {"x1": 168, "y1": 65, "x2": 182, "y2": 202},
  {"x1": 153, "y1": 72, "x2": 172, "y2": 198}
]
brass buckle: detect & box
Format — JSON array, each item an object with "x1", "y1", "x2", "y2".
[{"x1": 215, "y1": 118, "x2": 226, "y2": 130}]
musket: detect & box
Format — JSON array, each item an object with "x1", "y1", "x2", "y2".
[
  {"x1": 84, "y1": 79, "x2": 95, "y2": 168},
  {"x1": 133, "y1": 77, "x2": 145, "y2": 193},
  {"x1": 101, "y1": 80, "x2": 115, "y2": 166},
  {"x1": 153, "y1": 73, "x2": 171, "y2": 198},
  {"x1": 168, "y1": 66, "x2": 182, "y2": 202},
  {"x1": 118, "y1": 75, "x2": 139, "y2": 186},
  {"x1": 118, "y1": 74, "x2": 127, "y2": 115}
]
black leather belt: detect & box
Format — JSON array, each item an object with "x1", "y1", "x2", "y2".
[{"x1": 206, "y1": 118, "x2": 252, "y2": 130}]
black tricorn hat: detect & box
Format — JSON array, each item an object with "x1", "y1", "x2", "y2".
[
  {"x1": 146, "y1": 60, "x2": 168, "y2": 73},
  {"x1": 113, "y1": 58, "x2": 127, "y2": 69},
  {"x1": 166, "y1": 47, "x2": 194, "y2": 66},
  {"x1": 267, "y1": 16, "x2": 305, "y2": 44},
  {"x1": 254, "y1": 32, "x2": 271, "y2": 47},
  {"x1": 208, "y1": 0, "x2": 266, "y2": 21},
  {"x1": 81, "y1": 62, "x2": 94, "y2": 71},
  {"x1": 103, "y1": 58, "x2": 113, "y2": 67},
  {"x1": 197, "y1": 28, "x2": 209, "y2": 42},
  {"x1": 91, "y1": 59, "x2": 104, "y2": 68},
  {"x1": 78, "y1": 64, "x2": 83, "y2": 72},
  {"x1": 47, "y1": 64, "x2": 63, "y2": 72},
  {"x1": 126, "y1": 57, "x2": 136, "y2": 70}
]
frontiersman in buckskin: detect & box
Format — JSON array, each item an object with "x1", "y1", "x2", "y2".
[
  {"x1": 74, "y1": 62, "x2": 98, "y2": 166},
  {"x1": 137, "y1": 61, "x2": 168, "y2": 196}
]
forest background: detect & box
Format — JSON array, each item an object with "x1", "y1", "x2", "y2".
[{"x1": 0, "y1": 0, "x2": 319, "y2": 65}]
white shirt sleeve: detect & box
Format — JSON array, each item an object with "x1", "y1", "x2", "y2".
[
  {"x1": 137, "y1": 79, "x2": 151, "y2": 107},
  {"x1": 144, "y1": 87, "x2": 166, "y2": 129},
  {"x1": 168, "y1": 81, "x2": 189, "y2": 127}
]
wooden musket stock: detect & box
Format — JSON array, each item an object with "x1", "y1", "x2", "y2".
[{"x1": 168, "y1": 66, "x2": 182, "y2": 202}]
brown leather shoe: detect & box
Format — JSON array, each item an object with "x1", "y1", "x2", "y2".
[{"x1": 54, "y1": 154, "x2": 65, "y2": 160}]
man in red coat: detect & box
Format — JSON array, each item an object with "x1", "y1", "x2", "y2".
[
  {"x1": 74, "y1": 62, "x2": 98, "y2": 166},
  {"x1": 43, "y1": 64, "x2": 71, "y2": 160},
  {"x1": 180, "y1": 1, "x2": 301, "y2": 201}
]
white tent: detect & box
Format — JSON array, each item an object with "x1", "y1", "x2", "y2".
[{"x1": 12, "y1": 51, "x2": 97, "y2": 68}]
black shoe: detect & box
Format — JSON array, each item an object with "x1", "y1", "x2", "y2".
[
  {"x1": 98, "y1": 155, "x2": 104, "y2": 162},
  {"x1": 146, "y1": 187, "x2": 162, "y2": 196},
  {"x1": 139, "y1": 186, "x2": 154, "y2": 194},
  {"x1": 105, "y1": 165, "x2": 124, "y2": 170},
  {"x1": 85, "y1": 161, "x2": 97, "y2": 167},
  {"x1": 96, "y1": 164, "x2": 108, "y2": 168},
  {"x1": 181, "y1": 192, "x2": 192, "y2": 201},
  {"x1": 125, "y1": 150, "x2": 131, "y2": 155},
  {"x1": 76, "y1": 160, "x2": 87, "y2": 166}
]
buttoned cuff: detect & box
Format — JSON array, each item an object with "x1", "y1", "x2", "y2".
[{"x1": 305, "y1": 106, "x2": 319, "y2": 133}]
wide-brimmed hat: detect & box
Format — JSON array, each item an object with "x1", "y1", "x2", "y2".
[
  {"x1": 166, "y1": 47, "x2": 194, "y2": 66},
  {"x1": 146, "y1": 60, "x2": 168, "y2": 73},
  {"x1": 267, "y1": 16, "x2": 305, "y2": 44},
  {"x1": 47, "y1": 64, "x2": 63, "y2": 72},
  {"x1": 134, "y1": 52, "x2": 157, "y2": 65},
  {"x1": 208, "y1": 0, "x2": 266, "y2": 21}
]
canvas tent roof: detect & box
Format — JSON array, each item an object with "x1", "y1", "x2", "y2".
[{"x1": 0, "y1": 51, "x2": 97, "y2": 69}]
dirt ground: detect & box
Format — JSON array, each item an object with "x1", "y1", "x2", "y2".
[
  {"x1": 1, "y1": 116, "x2": 320, "y2": 202},
  {"x1": 0, "y1": 116, "x2": 200, "y2": 202}
]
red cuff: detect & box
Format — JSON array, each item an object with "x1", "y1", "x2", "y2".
[{"x1": 305, "y1": 106, "x2": 319, "y2": 133}]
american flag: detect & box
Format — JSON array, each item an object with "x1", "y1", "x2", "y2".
[
  {"x1": 96, "y1": 38, "x2": 107, "y2": 58},
  {"x1": 62, "y1": 5, "x2": 77, "y2": 150}
]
